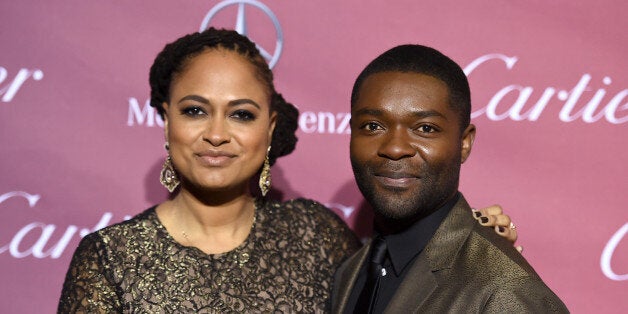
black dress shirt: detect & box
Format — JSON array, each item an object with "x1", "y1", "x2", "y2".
[{"x1": 344, "y1": 192, "x2": 460, "y2": 313}]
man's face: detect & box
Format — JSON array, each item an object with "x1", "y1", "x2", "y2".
[{"x1": 350, "y1": 71, "x2": 475, "y2": 223}]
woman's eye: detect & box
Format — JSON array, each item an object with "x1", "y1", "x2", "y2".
[
  {"x1": 181, "y1": 106, "x2": 206, "y2": 117},
  {"x1": 231, "y1": 110, "x2": 256, "y2": 121}
]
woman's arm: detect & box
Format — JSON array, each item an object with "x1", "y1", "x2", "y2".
[{"x1": 58, "y1": 234, "x2": 121, "y2": 313}]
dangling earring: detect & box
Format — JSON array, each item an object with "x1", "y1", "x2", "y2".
[
  {"x1": 259, "y1": 146, "x2": 271, "y2": 197},
  {"x1": 160, "y1": 143, "x2": 180, "y2": 193}
]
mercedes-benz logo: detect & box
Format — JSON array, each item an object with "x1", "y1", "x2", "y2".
[{"x1": 200, "y1": 0, "x2": 284, "y2": 69}]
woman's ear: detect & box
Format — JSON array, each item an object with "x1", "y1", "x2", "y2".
[
  {"x1": 461, "y1": 124, "x2": 476, "y2": 164},
  {"x1": 267, "y1": 111, "x2": 277, "y2": 144},
  {"x1": 162, "y1": 102, "x2": 170, "y2": 142}
]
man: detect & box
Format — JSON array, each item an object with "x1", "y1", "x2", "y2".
[{"x1": 332, "y1": 45, "x2": 568, "y2": 313}]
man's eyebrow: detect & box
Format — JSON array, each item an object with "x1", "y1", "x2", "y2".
[
  {"x1": 352, "y1": 108, "x2": 383, "y2": 117},
  {"x1": 352, "y1": 108, "x2": 447, "y2": 120},
  {"x1": 411, "y1": 110, "x2": 447, "y2": 120}
]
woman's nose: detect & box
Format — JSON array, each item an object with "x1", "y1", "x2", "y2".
[{"x1": 203, "y1": 118, "x2": 230, "y2": 146}]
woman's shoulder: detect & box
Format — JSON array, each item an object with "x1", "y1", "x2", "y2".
[
  {"x1": 261, "y1": 197, "x2": 361, "y2": 264},
  {"x1": 83, "y1": 206, "x2": 160, "y2": 247},
  {"x1": 262, "y1": 198, "x2": 360, "y2": 243},
  {"x1": 264, "y1": 198, "x2": 343, "y2": 224}
]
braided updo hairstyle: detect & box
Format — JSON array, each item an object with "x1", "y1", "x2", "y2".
[{"x1": 149, "y1": 27, "x2": 298, "y2": 165}]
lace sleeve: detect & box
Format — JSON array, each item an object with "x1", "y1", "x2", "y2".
[
  {"x1": 297, "y1": 199, "x2": 362, "y2": 266},
  {"x1": 326, "y1": 208, "x2": 362, "y2": 266},
  {"x1": 57, "y1": 233, "x2": 121, "y2": 313}
]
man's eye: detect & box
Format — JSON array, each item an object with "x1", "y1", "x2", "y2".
[
  {"x1": 362, "y1": 122, "x2": 382, "y2": 131},
  {"x1": 417, "y1": 125, "x2": 436, "y2": 133},
  {"x1": 231, "y1": 110, "x2": 256, "y2": 121},
  {"x1": 181, "y1": 106, "x2": 205, "y2": 117}
]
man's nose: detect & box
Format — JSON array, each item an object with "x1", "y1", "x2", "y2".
[{"x1": 377, "y1": 128, "x2": 416, "y2": 160}]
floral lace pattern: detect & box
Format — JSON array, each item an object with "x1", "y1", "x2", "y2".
[{"x1": 58, "y1": 198, "x2": 360, "y2": 313}]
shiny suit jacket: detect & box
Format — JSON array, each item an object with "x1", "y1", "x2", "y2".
[{"x1": 332, "y1": 196, "x2": 568, "y2": 313}]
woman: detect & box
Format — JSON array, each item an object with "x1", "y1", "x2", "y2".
[{"x1": 58, "y1": 28, "x2": 516, "y2": 313}]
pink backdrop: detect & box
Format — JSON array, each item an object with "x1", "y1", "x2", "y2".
[{"x1": 1, "y1": 1, "x2": 626, "y2": 312}]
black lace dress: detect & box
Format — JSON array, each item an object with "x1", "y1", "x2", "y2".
[{"x1": 58, "y1": 198, "x2": 361, "y2": 313}]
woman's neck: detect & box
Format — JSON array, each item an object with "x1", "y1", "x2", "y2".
[{"x1": 157, "y1": 188, "x2": 257, "y2": 254}]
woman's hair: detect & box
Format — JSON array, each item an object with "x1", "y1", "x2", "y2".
[{"x1": 149, "y1": 27, "x2": 298, "y2": 165}]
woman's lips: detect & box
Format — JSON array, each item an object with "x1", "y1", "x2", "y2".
[{"x1": 195, "y1": 151, "x2": 237, "y2": 166}]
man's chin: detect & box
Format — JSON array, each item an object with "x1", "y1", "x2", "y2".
[
  {"x1": 368, "y1": 189, "x2": 438, "y2": 227},
  {"x1": 372, "y1": 205, "x2": 427, "y2": 233},
  {"x1": 375, "y1": 206, "x2": 421, "y2": 220},
  {"x1": 370, "y1": 197, "x2": 424, "y2": 221}
]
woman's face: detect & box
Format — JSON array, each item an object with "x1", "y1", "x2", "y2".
[{"x1": 163, "y1": 48, "x2": 276, "y2": 194}]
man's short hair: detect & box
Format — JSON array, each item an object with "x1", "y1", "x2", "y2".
[{"x1": 351, "y1": 45, "x2": 471, "y2": 132}]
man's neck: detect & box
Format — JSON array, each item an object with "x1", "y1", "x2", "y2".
[{"x1": 374, "y1": 192, "x2": 461, "y2": 235}]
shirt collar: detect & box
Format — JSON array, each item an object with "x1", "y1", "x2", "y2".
[{"x1": 380, "y1": 192, "x2": 460, "y2": 276}]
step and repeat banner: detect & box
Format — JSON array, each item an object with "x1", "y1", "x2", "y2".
[{"x1": 1, "y1": 1, "x2": 626, "y2": 312}]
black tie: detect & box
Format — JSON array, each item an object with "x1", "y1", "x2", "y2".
[{"x1": 354, "y1": 236, "x2": 388, "y2": 314}]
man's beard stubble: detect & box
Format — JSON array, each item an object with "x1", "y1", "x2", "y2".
[{"x1": 351, "y1": 158, "x2": 461, "y2": 226}]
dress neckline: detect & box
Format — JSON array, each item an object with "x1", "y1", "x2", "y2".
[{"x1": 148, "y1": 199, "x2": 263, "y2": 259}]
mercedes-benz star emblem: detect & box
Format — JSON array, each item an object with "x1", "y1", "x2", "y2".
[{"x1": 200, "y1": 0, "x2": 284, "y2": 69}]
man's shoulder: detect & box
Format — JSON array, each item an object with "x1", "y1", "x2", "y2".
[
  {"x1": 432, "y1": 201, "x2": 540, "y2": 281},
  {"x1": 461, "y1": 223, "x2": 541, "y2": 281},
  {"x1": 422, "y1": 201, "x2": 568, "y2": 312},
  {"x1": 451, "y1": 231, "x2": 569, "y2": 312}
]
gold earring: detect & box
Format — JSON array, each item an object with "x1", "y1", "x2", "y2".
[
  {"x1": 160, "y1": 144, "x2": 179, "y2": 192},
  {"x1": 259, "y1": 146, "x2": 271, "y2": 196}
]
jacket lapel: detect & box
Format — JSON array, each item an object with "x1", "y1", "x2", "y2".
[
  {"x1": 332, "y1": 241, "x2": 371, "y2": 313},
  {"x1": 425, "y1": 197, "x2": 473, "y2": 269},
  {"x1": 384, "y1": 252, "x2": 438, "y2": 312},
  {"x1": 384, "y1": 196, "x2": 474, "y2": 312}
]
